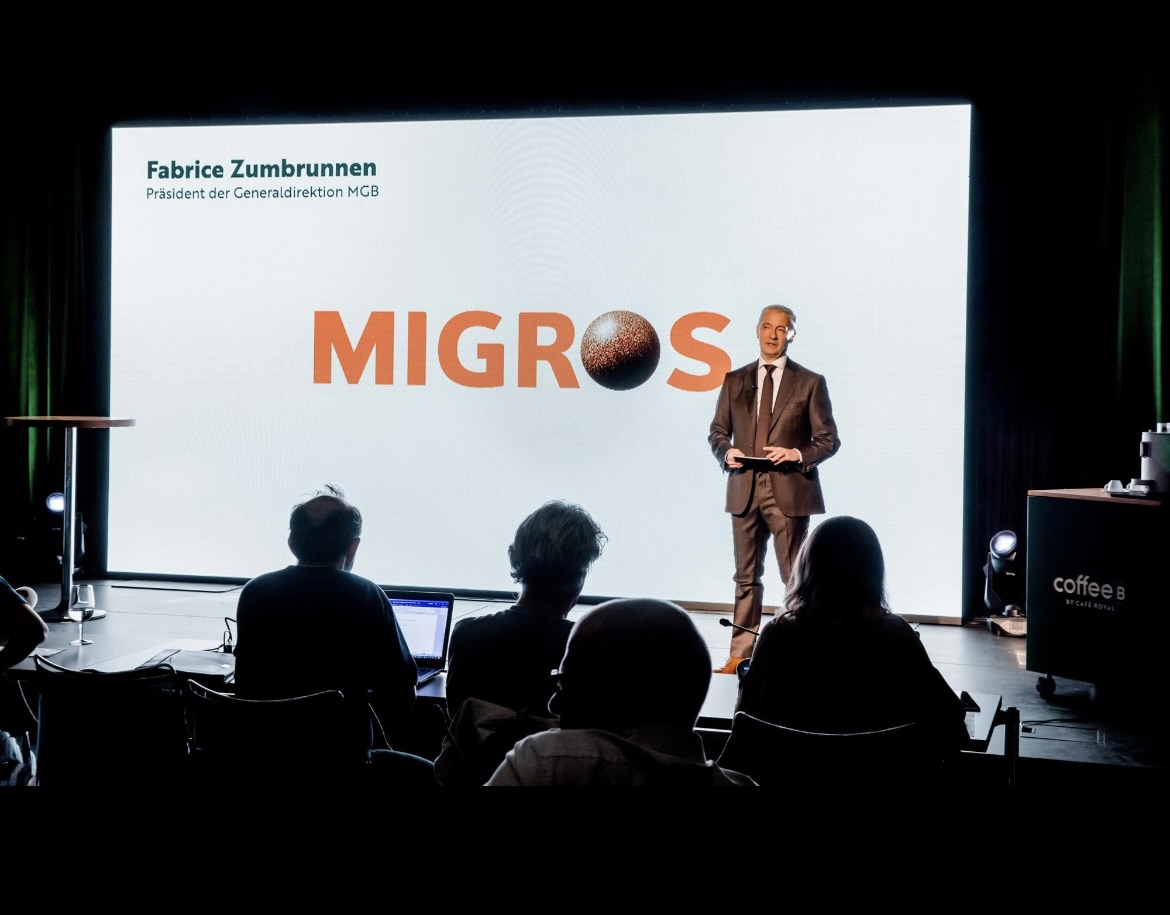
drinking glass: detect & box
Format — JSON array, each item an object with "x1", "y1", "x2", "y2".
[{"x1": 69, "y1": 584, "x2": 96, "y2": 646}]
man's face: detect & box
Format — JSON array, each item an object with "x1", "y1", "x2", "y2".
[{"x1": 756, "y1": 309, "x2": 793, "y2": 361}]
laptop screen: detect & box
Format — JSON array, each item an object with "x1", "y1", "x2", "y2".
[{"x1": 383, "y1": 591, "x2": 454, "y2": 667}]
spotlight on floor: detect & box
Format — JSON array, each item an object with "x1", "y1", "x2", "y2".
[{"x1": 984, "y1": 530, "x2": 1025, "y2": 637}]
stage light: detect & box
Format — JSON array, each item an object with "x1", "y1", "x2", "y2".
[
  {"x1": 990, "y1": 530, "x2": 1017, "y2": 557},
  {"x1": 38, "y1": 493, "x2": 85, "y2": 575},
  {"x1": 984, "y1": 529, "x2": 1025, "y2": 636}
]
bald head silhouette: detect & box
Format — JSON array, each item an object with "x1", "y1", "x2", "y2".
[
  {"x1": 288, "y1": 485, "x2": 363, "y2": 567},
  {"x1": 555, "y1": 598, "x2": 712, "y2": 731}
]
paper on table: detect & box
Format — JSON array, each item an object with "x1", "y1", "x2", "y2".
[{"x1": 85, "y1": 639, "x2": 225, "y2": 672}]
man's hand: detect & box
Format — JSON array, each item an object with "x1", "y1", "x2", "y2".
[
  {"x1": 764, "y1": 446, "x2": 801, "y2": 465},
  {"x1": 724, "y1": 448, "x2": 746, "y2": 469}
]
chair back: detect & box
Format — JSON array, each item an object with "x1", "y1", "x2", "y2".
[
  {"x1": 185, "y1": 679, "x2": 354, "y2": 785},
  {"x1": 434, "y1": 697, "x2": 557, "y2": 786},
  {"x1": 716, "y1": 710, "x2": 955, "y2": 789},
  {"x1": 32, "y1": 655, "x2": 190, "y2": 787}
]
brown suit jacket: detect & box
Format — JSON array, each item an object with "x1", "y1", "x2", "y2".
[{"x1": 708, "y1": 358, "x2": 840, "y2": 517}]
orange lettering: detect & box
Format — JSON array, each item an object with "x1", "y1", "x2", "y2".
[
  {"x1": 517, "y1": 313, "x2": 579, "y2": 388},
  {"x1": 407, "y1": 312, "x2": 427, "y2": 386},
  {"x1": 313, "y1": 311, "x2": 394, "y2": 384},
  {"x1": 315, "y1": 309, "x2": 732, "y2": 390},
  {"x1": 439, "y1": 311, "x2": 504, "y2": 387},
  {"x1": 667, "y1": 312, "x2": 731, "y2": 392}
]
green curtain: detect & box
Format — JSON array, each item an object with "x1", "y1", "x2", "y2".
[
  {"x1": 1115, "y1": 63, "x2": 1165, "y2": 425},
  {"x1": 1, "y1": 125, "x2": 92, "y2": 580}
]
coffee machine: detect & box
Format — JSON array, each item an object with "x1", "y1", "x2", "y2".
[{"x1": 1104, "y1": 422, "x2": 1169, "y2": 497}]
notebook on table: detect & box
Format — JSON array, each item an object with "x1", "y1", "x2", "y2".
[
  {"x1": 383, "y1": 589, "x2": 455, "y2": 685},
  {"x1": 132, "y1": 641, "x2": 236, "y2": 689}
]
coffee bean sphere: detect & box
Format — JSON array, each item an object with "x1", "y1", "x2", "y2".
[{"x1": 579, "y1": 310, "x2": 661, "y2": 390}]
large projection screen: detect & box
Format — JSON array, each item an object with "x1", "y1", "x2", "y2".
[{"x1": 109, "y1": 104, "x2": 971, "y2": 619}]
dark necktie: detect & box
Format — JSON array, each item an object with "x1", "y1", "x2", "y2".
[{"x1": 754, "y1": 364, "x2": 776, "y2": 457}]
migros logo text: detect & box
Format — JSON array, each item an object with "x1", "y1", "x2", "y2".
[{"x1": 313, "y1": 310, "x2": 733, "y2": 392}]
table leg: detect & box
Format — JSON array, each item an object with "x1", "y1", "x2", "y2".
[
  {"x1": 43, "y1": 425, "x2": 105, "y2": 622},
  {"x1": 998, "y1": 706, "x2": 1020, "y2": 788},
  {"x1": 45, "y1": 426, "x2": 79, "y2": 619}
]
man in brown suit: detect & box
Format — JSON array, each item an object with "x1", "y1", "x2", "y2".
[{"x1": 708, "y1": 305, "x2": 840, "y2": 673}]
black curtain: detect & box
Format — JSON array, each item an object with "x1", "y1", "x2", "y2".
[
  {"x1": 963, "y1": 61, "x2": 1166, "y2": 618},
  {"x1": 2, "y1": 112, "x2": 106, "y2": 581}
]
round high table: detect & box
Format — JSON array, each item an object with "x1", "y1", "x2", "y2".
[{"x1": 5, "y1": 416, "x2": 136, "y2": 622}]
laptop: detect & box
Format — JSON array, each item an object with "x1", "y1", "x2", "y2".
[{"x1": 383, "y1": 589, "x2": 455, "y2": 686}]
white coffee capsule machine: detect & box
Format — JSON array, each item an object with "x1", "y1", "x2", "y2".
[{"x1": 1137, "y1": 422, "x2": 1170, "y2": 495}]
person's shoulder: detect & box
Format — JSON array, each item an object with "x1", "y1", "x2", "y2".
[
  {"x1": 504, "y1": 728, "x2": 639, "y2": 778},
  {"x1": 240, "y1": 566, "x2": 293, "y2": 590},
  {"x1": 512, "y1": 727, "x2": 597, "y2": 753},
  {"x1": 871, "y1": 610, "x2": 915, "y2": 630},
  {"x1": 785, "y1": 358, "x2": 823, "y2": 379},
  {"x1": 0, "y1": 579, "x2": 38, "y2": 621},
  {"x1": 761, "y1": 612, "x2": 798, "y2": 634},
  {"x1": 459, "y1": 605, "x2": 568, "y2": 628},
  {"x1": 485, "y1": 728, "x2": 566, "y2": 785},
  {"x1": 866, "y1": 611, "x2": 925, "y2": 644},
  {"x1": 340, "y1": 572, "x2": 392, "y2": 603},
  {"x1": 453, "y1": 608, "x2": 506, "y2": 634},
  {"x1": 236, "y1": 568, "x2": 302, "y2": 612},
  {"x1": 0, "y1": 576, "x2": 22, "y2": 606},
  {"x1": 750, "y1": 613, "x2": 799, "y2": 657},
  {"x1": 346, "y1": 570, "x2": 385, "y2": 589},
  {"x1": 451, "y1": 613, "x2": 488, "y2": 642},
  {"x1": 508, "y1": 605, "x2": 575, "y2": 630}
]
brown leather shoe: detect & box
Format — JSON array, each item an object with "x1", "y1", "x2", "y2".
[{"x1": 713, "y1": 656, "x2": 746, "y2": 675}]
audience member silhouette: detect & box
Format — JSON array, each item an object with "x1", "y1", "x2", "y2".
[
  {"x1": 445, "y1": 500, "x2": 607, "y2": 717},
  {"x1": 436, "y1": 501, "x2": 606, "y2": 785},
  {"x1": 233, "y1": 485, "x2": 435, "y2": 783},
  {"x1": 0, "y1": 578, "x2": 46, "y2": 751},
  {"x1": 734, "y1": 515, "x2": 968, "y2": 756},
  {"x1": 0, "y1": 578, "x2": 47, "y2": 669},
  {"x1": 486, "y1": 597, "x2": 757, "y2": 785}
]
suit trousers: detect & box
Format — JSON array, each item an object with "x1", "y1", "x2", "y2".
[{"x1": 729, "y1": 471, "x2": 809, "y2": 657}]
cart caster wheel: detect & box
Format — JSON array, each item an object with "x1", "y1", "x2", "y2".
[{"x1": 1037, "y1": 675, "x2": 1056, "y2": 699}]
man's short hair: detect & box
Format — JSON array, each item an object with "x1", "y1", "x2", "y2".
[
  {"x1": 555, "y1": 598, "x2": 711, "y2": 730},
  {"x1": 508, "y1": 501, "x2": 607, "y2": 594},
  {"x1": 288, "y1": 485, "x2": 363, "y2": 564},
  {"x1": 758, "y1": 304, "x2": 796, "y2": 328}
]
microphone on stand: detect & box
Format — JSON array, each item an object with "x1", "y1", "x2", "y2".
[
  {"x1": 719, "y1": 619, "x2": 759, "y2": 680},
  {"x1": 719, "y1": 618, "x2": 759, "y2": 637}
]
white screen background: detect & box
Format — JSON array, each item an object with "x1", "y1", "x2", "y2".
[{"x1": 109, "y1": 105, "x2": 970, "y2": 617}]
